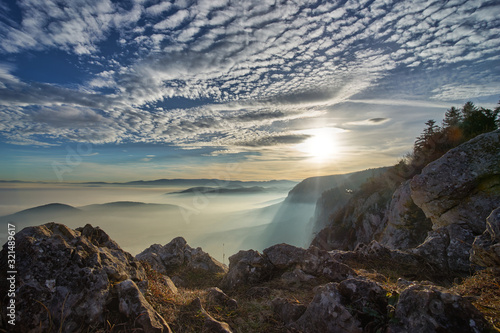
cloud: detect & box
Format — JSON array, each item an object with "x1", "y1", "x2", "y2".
[
  {"x1": 0, "y1": 0, "x2": 499, "y2": 151},
  {"x1": 431, "y1": 83, "x2": 500, "y2": 101},
  {"x1": 237, "y1": 134, "x2": 311, "y2": 147},
  {"x1": 0, "y1": 0, "x2": 118, "y2": 54},
  {"x1": 145, "y1": 2, "x2": 172, "y2": 16},
  {"x1": 345, "y1": 118, "x2": 391, "y2": 126},
  {"x1": 154, "y1": 9, "x2": 190, "y2": 30},
  {"x1": 233, "y1": 110, "x2": 286, "y2": 121},
  {"x1": 369, "y1": 118, "x2": 389, "y2": 123}
]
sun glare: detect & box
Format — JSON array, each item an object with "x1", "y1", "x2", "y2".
[{"x1": 297, "y1": 127, "x2": 343, "y2": 162}]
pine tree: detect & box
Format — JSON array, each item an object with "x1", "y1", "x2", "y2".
[
  {"x1": 442, "y1": 106, "x2": 462, "y2": 129},
  {"x1": 460, "y1": 102, "x2": 499, "y2": 140},
  {"x1": 461, "y1": 101, "x2": 477, "y2": 118},
  {"x1": 414, "y1": 119, "x2": 439, "y2": 154}
]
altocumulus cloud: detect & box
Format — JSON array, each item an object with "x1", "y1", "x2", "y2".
[{"x1": 0, "y1": 0, "x2": 499, "y2": 148}]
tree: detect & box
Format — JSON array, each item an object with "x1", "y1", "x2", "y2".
[
  {"x1": 414, "y1": 119, "x2": 440, "y2": 154},
  {"x1": 461, "y1": 101, "x2": 477, "y2": 118},
  {"x1": 442, "y1": 106, "x2": 462, "y2": 128},
  {"x1": 442, "y1": 106, "x2": 464, "y2": 145},
  {"x1": 460, "y1": 106, "x2": 499, "y2": 140},
  {"x1": 397, "y1": 100, "x2": 499, "y2": 183}
]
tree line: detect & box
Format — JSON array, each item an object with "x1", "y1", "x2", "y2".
[{"x1": 393, "y1": 100, "x2": 499, "y2": 180}]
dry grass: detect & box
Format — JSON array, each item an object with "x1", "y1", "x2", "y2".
[
  {"x1": 141, "y1": 262, "x2": 208, "y2": 327},
  {"x1": 141, "y1": 259, "x2": 500, "y2": 333},
  {"x1": 338, "y1": 251, "x2": 454, "y2": 287},
  {"x1": 451, "y1": 270, "x2": 500, "y2": 331},
  {"x1": 220, "y1": 279, "x2": 320, "y2": 333},
  {"x1": 141, "y1": 261, "x2": 318, "y2": 332}
]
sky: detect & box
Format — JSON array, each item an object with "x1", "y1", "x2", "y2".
[{"x1": 0, "y1": 0, "x2": 499, "y2": 182}]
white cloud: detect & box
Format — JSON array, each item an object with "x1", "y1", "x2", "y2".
[
  {"x1": 145, "y1": 2, "x2": 172, "y2": 16},
  {"x1": 0, "y1": 0, "x2": 499, "y2": 151},
  {"x1": 154, "y1": 9, "x2": 190, "y2": 30},
  {"x1": 431, "y1": 83, "x2": 500, "y2": 101}
]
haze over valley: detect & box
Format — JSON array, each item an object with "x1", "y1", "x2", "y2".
[{"x1": 0, "y1": 180, "x2": 297, "y2": 261}]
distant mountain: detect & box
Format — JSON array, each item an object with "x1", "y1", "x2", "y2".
[
  {"x1": 120, "y1": 178, "x2": 297, "y2": 189},
  {"x1": 0, "y1": 178, "x2": 298, "y2": 190},
  {"x1": 0, "y1": 201, "x2": 182, "y2": 226},
  {"x1": 9, "y1": 203, "x2": 80, "y2": 214},
  {"x1": 0, "y1": 203, "x2": 82, "y2": 224},
  {"x1": 80, "y1": 201, "x2": 179, "y2": 211},
  {"x1": 82, "y1": 201, "x2": 160, "y2": 208},
  {"x1": 168, "y1": 186, "x2": 271, "y2": 195}
]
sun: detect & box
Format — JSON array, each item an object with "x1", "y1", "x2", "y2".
[{"x1": 297, "y1": 127, "x2": 342, "y2": 162}]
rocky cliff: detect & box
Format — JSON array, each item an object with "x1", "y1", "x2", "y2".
[
  {"x1": 260, "y1": 167, "x2": 388, "y2": 249},
  {"x1": 312, "y1": 129, "x2": 500, "y2": 275}
]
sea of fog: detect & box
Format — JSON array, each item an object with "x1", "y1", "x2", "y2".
[{"x1": 0, "y1": 183, "x2": 292, "y2": 262}]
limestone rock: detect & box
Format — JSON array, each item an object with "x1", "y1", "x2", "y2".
[
  {"x1": 379, "y1": 180, "x2": 432, "y2": 249},
  {"x1": 136, "y1": 237, "x2": 227, "y2": 275},
  {"x1": 116, "y1": 279, "x2": 172, "y2": 333},
  {"x1": 300, "y1": 246, "x2": 357, "y2": 282},
  {"x1": 206, "y1": 287, "x2": 238, "y2": 310},
  {"x1": 411, "y1": 224, "x2": 476, "y2": 273},
  {"x1": 187, "y1": 298, "x2": 233, "y2": 333},
  {"x1": 281, "y1": 268, "x2": 317, "y2": 285},
  {"x1": 272, "y1": 298, "x2": 307, "y2": 325},
  {"x1": 391, "y1": 283, "x2": 491, "y2": 333},
  {"x1": 355, "y1": 240, "x2": 421, "y2": 269},
  {"x1": 219, "y1": 250, "x2": 274, "y2": 291},
  {"x1": 338, "y1": 277, "x2": 387, "y2": 314},
  {"x1": 0, "y1": 222, "x2": 170, "y2": 333},
  {"x1": 263, "y1": 243, "x2": 306, "y2": 269},
  {"x1": 263, "y1": 243, "x2": 355, "y2": 283},
  {"x1": 410, "y1": 129, "x2": 500, "y2": 234},
  {"x1": 220, "y1": 244, "x2": 356, "y2": 291},
  {"x1": 162, "y1": 276, "x2": 178, "y2": 294},
  {"x1": 290, "y1": 283, "x2": 363, "y2": 333},
  {"x1": 470, "y1": 207, "x2": 500, "y2": 271}
]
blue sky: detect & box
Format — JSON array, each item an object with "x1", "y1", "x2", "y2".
[{"x1": 0, "y1": 0, "x2": 499, "y2": 182}]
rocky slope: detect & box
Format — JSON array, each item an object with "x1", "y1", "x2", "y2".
[
  {"x1": 312, "y1": 129, "x2": 500, "y2": 275},
  {"x1": 2, "y1": 223, "x2": 498, "y2": 332},
  {"x1": 0, "y1": 223, "x2": 171, "y2": 333}
]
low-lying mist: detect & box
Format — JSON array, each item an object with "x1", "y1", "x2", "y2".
[{"x1": 0, "y1": 183, "x2": 291, "y2": 262}]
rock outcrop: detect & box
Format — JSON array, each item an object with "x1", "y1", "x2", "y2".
[
  {"x1": 116, "y1": 279, "x2": 171, "y2": 332},
  {"x1": 206, "y1": 287, "x2": 238, "y2": 311},
  {"x1": 136, "y1": 236, "x2": 227, "y2": 275},
  {"x1": 274, "y1": 276, "x2": 491, "y2": 333},
  {"x1": 411, "y1": 223, "x2": 477, "y2": 273},
  {"x1": 410, "y1": 130, "x2": 500, "y2": 272},
  {"x1": 410, "y1": 129, "x2": 500, "y2": 234},
  {"x1": 219, "y1": 249, "x2": 274, "y2": 291},
  {"x1": 0, "y1": 222, "x2": 171, "y2": 333},
  {"x1": 470, "y1": 207, "x2": 500, "y2": 272},
  {"x1": 391, "y1": 284, "x2": 491, "y2": 333},
  {"x1": 290, "y1": 283, "x2": 363, "y2": 333},
  {"x1": 184, "y1": 298, "x2": 233, "y2": 333},
  {"x1": 379, "y1": 180, "x2": 432, "y2": 249},
  {"x1": 220, "y1": 243, "x2": 356, "y2": 291}
]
